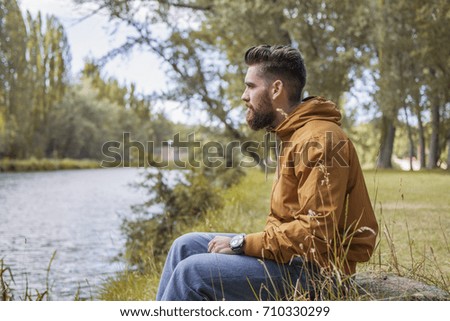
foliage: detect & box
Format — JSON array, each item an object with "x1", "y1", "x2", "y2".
[
  {"x1": 46, "y1": 81, "x2": 153, "y2": 159},
  {"x1": 72, "y1": 0, "x2": 450, "y2": 169},
  {"x1": 0, "y1": 0, "x2": 175, "y2": 163},
  {"x1": 347, "y1": 121, "x2": 380, "y2": 169},
  {"x1": 121, "y1": 165, "x2": 244, "y2": 271},
  {"x1": 0, "y1": 1, "x2": 70, "y2": 158},
  {"x1": 3, "y1": 0, "x2": 449, "y2": 168},
  {"x1": 0, "y1": 157, "x2": 99, "y2": 172}
]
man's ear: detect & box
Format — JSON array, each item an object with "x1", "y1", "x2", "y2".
[{"x1": 272, "y1": 80, "x2": 283, "y2": 100}]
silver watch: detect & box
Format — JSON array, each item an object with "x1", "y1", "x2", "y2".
[{"x1": 229, "y1": 233, "x2": 246, "y2": 254}]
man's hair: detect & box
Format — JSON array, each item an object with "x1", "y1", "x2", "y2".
[{"x1": 244, "y1": 45, "x2": 306, "y2": 105}]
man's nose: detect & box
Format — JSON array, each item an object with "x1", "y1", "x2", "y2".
[{"x1": 241, "y1": 89, "x2": 249, "y2": 102}]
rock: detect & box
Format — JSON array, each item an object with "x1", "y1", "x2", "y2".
[{"x1": 354, "y1": 272, "x2": 449, "y2": 301}]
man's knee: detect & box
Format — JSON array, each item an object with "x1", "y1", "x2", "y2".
[
  {"x1": 172, "y1": 232, "x2": 202, "y2": 249},
  {"x1": 177, "y1": 253, "x2": 209, "y2": 272},
  {"x1": 170, "y1": 256, "x2": 207, "y2": 290},
  {"x1": 171, "y1": 232, "x2": 211, "y2": 255},
  {"x1": 164, "y1": 255, "x2": 214, "y2": 300}
]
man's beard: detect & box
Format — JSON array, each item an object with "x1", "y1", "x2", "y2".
[{"x1": 246, "y1": 92, "x2": 276, "y2": 131}]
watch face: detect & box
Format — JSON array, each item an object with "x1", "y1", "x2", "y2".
[
  {"x1": 230, "y1": 238, "x2": 240, "y2": 247},
  {"x1": 230, "y1": 234, "x2": 244, "y2": 250}
]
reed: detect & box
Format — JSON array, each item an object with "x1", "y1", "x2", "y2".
[{"x1": 0, "y1": 251, "x2": 56, "y2": 301}]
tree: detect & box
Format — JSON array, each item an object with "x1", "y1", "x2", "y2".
[
  {"x1": 73, "y1": 0, "x2": 450, "y2": 170},
  {"x1": 414, "y1": 1, "x2": 450, "y2": 169},
  {"x1": 369, "y1": 0, "x2": 450, "y2": 169},
  {"x1": 1, "y1": 1, "x2": 169, "y2": 161},
  {"x1": 25, "y1": 12, "x2": 71, "y2": 157},
  {"x1": 81, "y1": 61, "x2": 155, "y2": 139},
  {"x1": 282, "y1": 0, "x2": 373, "y2": 104},
  {"x1": 74, "y1": 0, "x2": 374, "y2": 162},
  {"x1": 0, "y1": 0, "x2": 28, "y2": 158},
  {"x1": 0, "y1": 3, "x2": 72, "y2": 158},
  {"x1": 81, "y1": 61, "x2": 127, "y2": 108},
  {"x1": 371, "y1": 0, "x2": 408, "y2": 169}
]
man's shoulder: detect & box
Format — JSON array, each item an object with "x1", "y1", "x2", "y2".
[{"x1": 292, "y1": 120, "x2": 348, "y2": 141}]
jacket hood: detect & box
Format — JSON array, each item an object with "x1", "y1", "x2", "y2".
[{"x1": 274, "y1": 96, "x2": 342, "y2": 141}]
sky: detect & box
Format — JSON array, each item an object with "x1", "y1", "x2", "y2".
[{"x1": 18, "y1": 0, "x2": 190, "y2": 121}]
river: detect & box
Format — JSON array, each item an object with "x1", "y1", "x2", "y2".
[{"x1": 0, "y1": 167, "x2": 148, "y2": 300}]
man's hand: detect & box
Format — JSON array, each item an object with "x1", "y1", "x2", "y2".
[{"x1": 208, "y1": 236, "x2": 235, "y2": 254}]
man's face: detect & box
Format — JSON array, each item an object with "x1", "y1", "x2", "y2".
[{"x1": 241, "y1": 65, "x2": 276, "y2": 131}]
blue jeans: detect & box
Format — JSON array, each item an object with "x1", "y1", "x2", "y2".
[{"x1": 156, "y1": 232, "x2": 318, "y2": 301}]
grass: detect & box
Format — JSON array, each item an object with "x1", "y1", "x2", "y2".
[
  {"x1": 98, "y1": 270, "x2": 157, "y2": 301},
  {"x1": 0, "y1": 157, "x2": 100, "y2": 172},
  {"x1": 98, "y1": 168, "x2": 449, "y2": 300},
  {"x1": 364, "y1": 170, "x2": 450, "y2": 287},
  {"x1": 1, "y1": 251, "x2": 57, "y2": 301},
  {"x1": 0, "y1": 157, "x2": 186, "y2": 172}
]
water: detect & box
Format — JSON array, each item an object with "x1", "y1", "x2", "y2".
[{"x1": 0, "y1": 168, "x2": 148, "y2": 300}]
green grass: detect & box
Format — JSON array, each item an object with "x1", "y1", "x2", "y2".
[
  {"x1": 98, "y1": 168, "x2": 449, "y2": 300},
  {"x1": 1, "y1": 250, "x2": 57, "y2": 301},
  {"x1": 0, "y1": 157, "x2": 101, "y2": 172},
  {"x1": 364, "y1": 170, "x2": 450, "y2": 285},
  {"x1": 0, "y1": 157, "x2": 188, "y2": 172},
  {"x1": 98, "y1": 269, "x2": 158, "y2": 301}
]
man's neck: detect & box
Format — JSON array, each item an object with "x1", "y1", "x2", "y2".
[{"x1": 271, "y1": 102, "x2": 299, "y2": 128}]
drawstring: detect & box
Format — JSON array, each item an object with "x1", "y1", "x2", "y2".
[
  {"x1": 263, "y1": 131, "x2": 281, "y2": 182},
  {"x1": 264, "y1": 107, "x2": 288, "y2": 181},
  {"x1": 263, "y1": 131, "x2": 270, "y2": 181}
]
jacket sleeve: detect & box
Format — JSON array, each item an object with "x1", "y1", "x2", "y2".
[{"x1": 244, "y1": 137, "x2": 351, "y2": 265}]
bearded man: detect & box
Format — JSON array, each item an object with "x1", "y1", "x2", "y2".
[{"x1": 156, "y1": 45, "x2": 378, "y2": 301}]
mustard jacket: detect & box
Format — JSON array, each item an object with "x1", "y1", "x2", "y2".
[{"x1": 244, "y1": 97, "x2": 378, "y2": 275}]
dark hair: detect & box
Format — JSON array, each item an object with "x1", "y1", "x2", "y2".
[{"x1": 244, "y1": 45, "x2": 306, "y2": 105}]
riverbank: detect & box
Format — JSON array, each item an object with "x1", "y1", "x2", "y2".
[
  {"x1": 99, "y1": 168, "x2": 449, "y2": 300},
  {"x1": 0, "y1": 158, "x2": 101, "y2": 172},
  {"x1": 0, "y1": 157, "x2": 186, "y2": 172}
]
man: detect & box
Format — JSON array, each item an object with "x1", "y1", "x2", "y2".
[{"x1": 156, "y1": 45, "x2": 378, "y2": 301}]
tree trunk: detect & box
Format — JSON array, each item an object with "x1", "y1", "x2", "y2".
[
  {"x1": 427, "y1": 102, "x2": 440, "y2": 169},
  {"x1": 403, "y1": 107, "x2": 415, "y2": 171},
  {"x1": 447, "y1": 131, "x2": 450, "y2": 171},
  {"x1": 377, "y1": 115, "x2": 396, "y2": 169},
  {"x1": 415, "y1": 105, "x2": 426, "y2": 169}
]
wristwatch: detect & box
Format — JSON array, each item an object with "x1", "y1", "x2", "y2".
[{"x1": 229, "y1": 233, "x2": 246, "y2": 254}]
